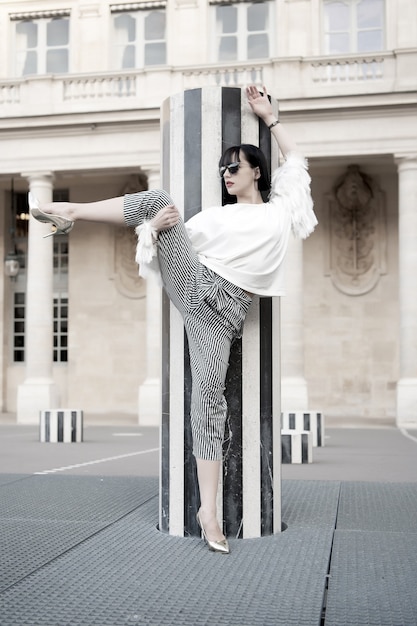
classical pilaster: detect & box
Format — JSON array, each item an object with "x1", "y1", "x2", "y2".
[
  {"x1": 17, "y1": 173, "x2": 59, "y2": 424},
  {"x1": 396, "y1": 155, "x2": 417, "y2": 428},
  {"x1": 280, "y1": 236, "x2": 308, "y2": 410},
  {"x1": 138, "y1": 168, "x2": 162, "y2": 426}
]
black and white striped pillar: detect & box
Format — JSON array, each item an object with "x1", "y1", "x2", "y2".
[
  {"x1": 159, "y1": 87, "x2": 281, "y2": 539},
  {"x1": 40, "y1": 409, "x2": 83, "y2": 443}
]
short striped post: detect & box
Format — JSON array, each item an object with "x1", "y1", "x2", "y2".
[
  {"x1": 159, "y1": 87, "x2": 281, "y2": 539},
  {"x1": 281, "y1": 430, "x2": 313, "y2": 464},
  {"x1": 40, "y1": 409, "x2": 83, "y2": 443},
  {"x1": 281, "y1": 411, "x2": 325, "y2": 447}
]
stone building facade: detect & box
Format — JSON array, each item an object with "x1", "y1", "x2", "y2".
[{"x1": 0, "y1": 0, "x2": 416, "y2": 426}]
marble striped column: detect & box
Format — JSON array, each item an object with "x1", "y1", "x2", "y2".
[{"x1": 159, "y1": 87, "x2": 281, "y2": 539}]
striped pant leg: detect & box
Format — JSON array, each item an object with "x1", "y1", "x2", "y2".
[
  {"x1": 184, "y1": 308, "x2": 235, "y2": 462},
  {"x1": 124, "y1": 189, "x2": 201, "y2": 312}
]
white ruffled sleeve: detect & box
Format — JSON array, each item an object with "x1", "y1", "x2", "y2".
[
  {"x1": 134, "y1": 221, "x2": 163, "y2": 284},
  {"x1": 270, "y1": 152, "x2": 318, "y2": 239}
]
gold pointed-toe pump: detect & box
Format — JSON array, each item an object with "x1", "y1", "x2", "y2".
[
  {"x1": 28, "y1": 192, "x2": 74, "y2": 238},
  {"x1": 196, "y1": 512, "x2": 230, "y2": 554}
]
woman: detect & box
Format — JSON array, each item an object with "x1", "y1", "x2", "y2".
[{"x1": 30, "y1": 85, "x2": 317, "y2": 554}]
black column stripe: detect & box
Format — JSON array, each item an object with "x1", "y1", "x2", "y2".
[
  {"x1": 221, "y1": 87, "x2": 242, "y2": 149},
  {"x1": 259, "y1": 114, "x2": 273, "y2": 187},
  {"x1": 184, "y1": 89, "x2": 202, "y2": 221},
  {"x1": 57, "y1": 411, "x2": 64, "y2": 442},
  {"x1": 302, "y1": 434, "x2": 308, "y2": 463},
  {"x1": 221, "y1": 86, "x2": 244, "y2": 536},
  {"x1": 71, "y1": 411, "x2": 76, "y2": 443},
  {"x1": 317, "y1": 413, "x2": 322, "y2": 447},
  {"x1": 183, "y1": 330, "x2": 200, "y2": 537},
  {"x1": 160, "y1": 292, "x2": 171, "y2": 533},
  {"x1": 183, "y1": 88, "x2": 203, "y2": 537},
  {"x1": 45, "y1": 412, "x2": 50, "y2": 443},
  {"x1": 260, "y1": 297, "x2": 273, "y2": 535},
  {"x1": 282, "y1": 434, "x2": 291, "y2": 464},
  {"x1": 223, "y1": 340, "x2": 243, "y2": 537},
  {"x1": 259, "y1": 124, "x2": 274, "y2": 536}
]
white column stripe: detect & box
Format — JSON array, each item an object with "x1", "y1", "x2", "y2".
[
  {"x1": 169, "y1": 306, "x2": 185, "y2": 536},
  {"x1": 167, "y1": 90, "x2": 186, "y2": 537},
  {"x1": 201, "y1": 86, "x2": 222, "y2": 209},
  {"x1": 242, "y1": 297, "x2": 262, "y2": 538}
]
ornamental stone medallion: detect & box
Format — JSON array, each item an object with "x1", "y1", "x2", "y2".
[
  {"x1": 113, "y1": 173, "x2": 148, "y2": 299},
  {"x1": 326, "y1": 165, "x2": 387, "y2": 296}
]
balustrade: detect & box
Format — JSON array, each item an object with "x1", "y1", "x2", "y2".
[{"x1": 0, "y1": 51, "x2": 406, "y2": 116}]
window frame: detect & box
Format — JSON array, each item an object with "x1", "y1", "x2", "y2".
[
  {"x1": 110, "y1": 8, "x2": 167, "y2": 70},
  {"x1": 211, "y1": 1, "x2": 273, "y2": 64},
  {"x1": 53, "y1": 292, "x2": 69, "y2": 364},
  {"x1": 322, "y1": 0, "x2": 385, "y2": 55},
  {"x1": 12, "y1": 13, "x2": 70, "y2": 77}
]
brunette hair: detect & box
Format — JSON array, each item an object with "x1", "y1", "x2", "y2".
[{"x1": 219, "y1": 144, "x2": 271, "y2": 204}]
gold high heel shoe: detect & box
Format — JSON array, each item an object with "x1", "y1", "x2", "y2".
[
  {"x1": 196, "y1": 512, "x2": 230, "y2": 554},
  {"x1": 28, "y1": 192, "x2": 74, "y2": 238}
]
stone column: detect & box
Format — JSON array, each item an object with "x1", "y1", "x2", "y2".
[
  {"x1": 159, "y1": 87, "x2": 282, "y2": 539},
  {"x1": 138, "y1": 169, "x2": 162, "y2": 426},
  {"x1": 281, "y1": 237, "x2": 309, "y2": 410},
  {"x1": 396, "y1": 155, "x2": 417, "y2": 428},
  {"x1": 17, "y1": 173, "x2": 59, "y2": 424}
]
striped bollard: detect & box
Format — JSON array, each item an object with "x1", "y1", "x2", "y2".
[
  {"x1": 40, "y1": 409, "x2": 83, "y2": 443},
  {"x1": 281, "y1": 430, "x2": 313, "y2": 464},
  {"x1": 160, "y1": 87, "x2": 282, "y2": 539},
  {"x1": 281, "y1": 411, "x2": 325, "y2": 447}
]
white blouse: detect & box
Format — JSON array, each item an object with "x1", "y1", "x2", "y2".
[{"x1": 135, "y1": 153, "x2": 317, "y2": 297}]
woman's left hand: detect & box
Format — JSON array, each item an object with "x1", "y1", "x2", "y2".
[
  {"x1": 150, "y1": 204, "x2": 180, "y2": 233},
  {"x1": 246, "y1": 85, "x2": 274, "y2": 122}
]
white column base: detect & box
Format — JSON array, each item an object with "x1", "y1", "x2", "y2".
[
  {"x1": 396, "y1": 378, "x2": 417, "y2": 428},
  {"x1": 281, "y1": 377, "x2": 308, "y2": 411},
  {"x1": 138, "y1": 377, "x2": 161, "y2": 426},
  {"x1": 17, "y1": 379, "x2": 60, "y2": 425}
]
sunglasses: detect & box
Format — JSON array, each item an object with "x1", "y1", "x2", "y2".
[{"x1": 219, "y1": 162, "x2": 241, "y2": 177}]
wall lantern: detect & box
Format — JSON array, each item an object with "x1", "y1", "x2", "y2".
[
  {"x1": 4, "y1": 178, "x2": 20, "y2": 279},
  {"x1": 4, "y1": 251, "x2": 20, "y2": 278}
]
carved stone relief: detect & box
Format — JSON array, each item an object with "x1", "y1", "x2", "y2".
[
  {"x1": 112, "y1": 172, "x2": 149, "y2": 299},
  {"x1": 325, "y1": 165, "x2": 387, "y2": 295}
]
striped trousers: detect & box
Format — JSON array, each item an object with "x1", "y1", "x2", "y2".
[{"x1": 124, "y1": 190, "x2": 252, "y2": 461}]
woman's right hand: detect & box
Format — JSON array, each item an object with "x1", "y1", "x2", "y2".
[
  {"x1": 246, "y1": 85, "x2": 274, "y2": 125},
  {"x1": 150, "y1": 204, "x2": 180, "y2": 233}
]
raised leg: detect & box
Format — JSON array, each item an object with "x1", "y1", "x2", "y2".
[{"x1": 39, "y1": 197, "x2": 125, "y2": 225}]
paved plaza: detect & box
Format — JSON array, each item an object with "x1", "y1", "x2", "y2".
[{"x1": 0, "y1": 417, "x2": 416, "y2": 625}]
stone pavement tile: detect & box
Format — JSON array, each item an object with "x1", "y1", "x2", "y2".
[
  {"x1": 0, "y1": 474, "x2": 158, "y2": 522},
  {"x1": 325, "y1": 530, "x2": 417, "y2": 626},
  {"x1": 0, "y1": 495, "x2": 334, "y2": 626},
  {"x1": 282, "y1": 479, "x2": 340, "y2": 529},
  {"x1": 336, "y1": 481, "x2": 417, "y2": 533},
  {"x1": 0, "y1": 475, "x2": 158, "y2": 594}
]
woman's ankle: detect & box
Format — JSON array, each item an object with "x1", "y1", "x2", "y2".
[
  {"x1": 40, "y1": 201, "x2": 75, "y2": 221},
  {"x1": 198, "y1": 506, "x2": 216, "y2": 519}
]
